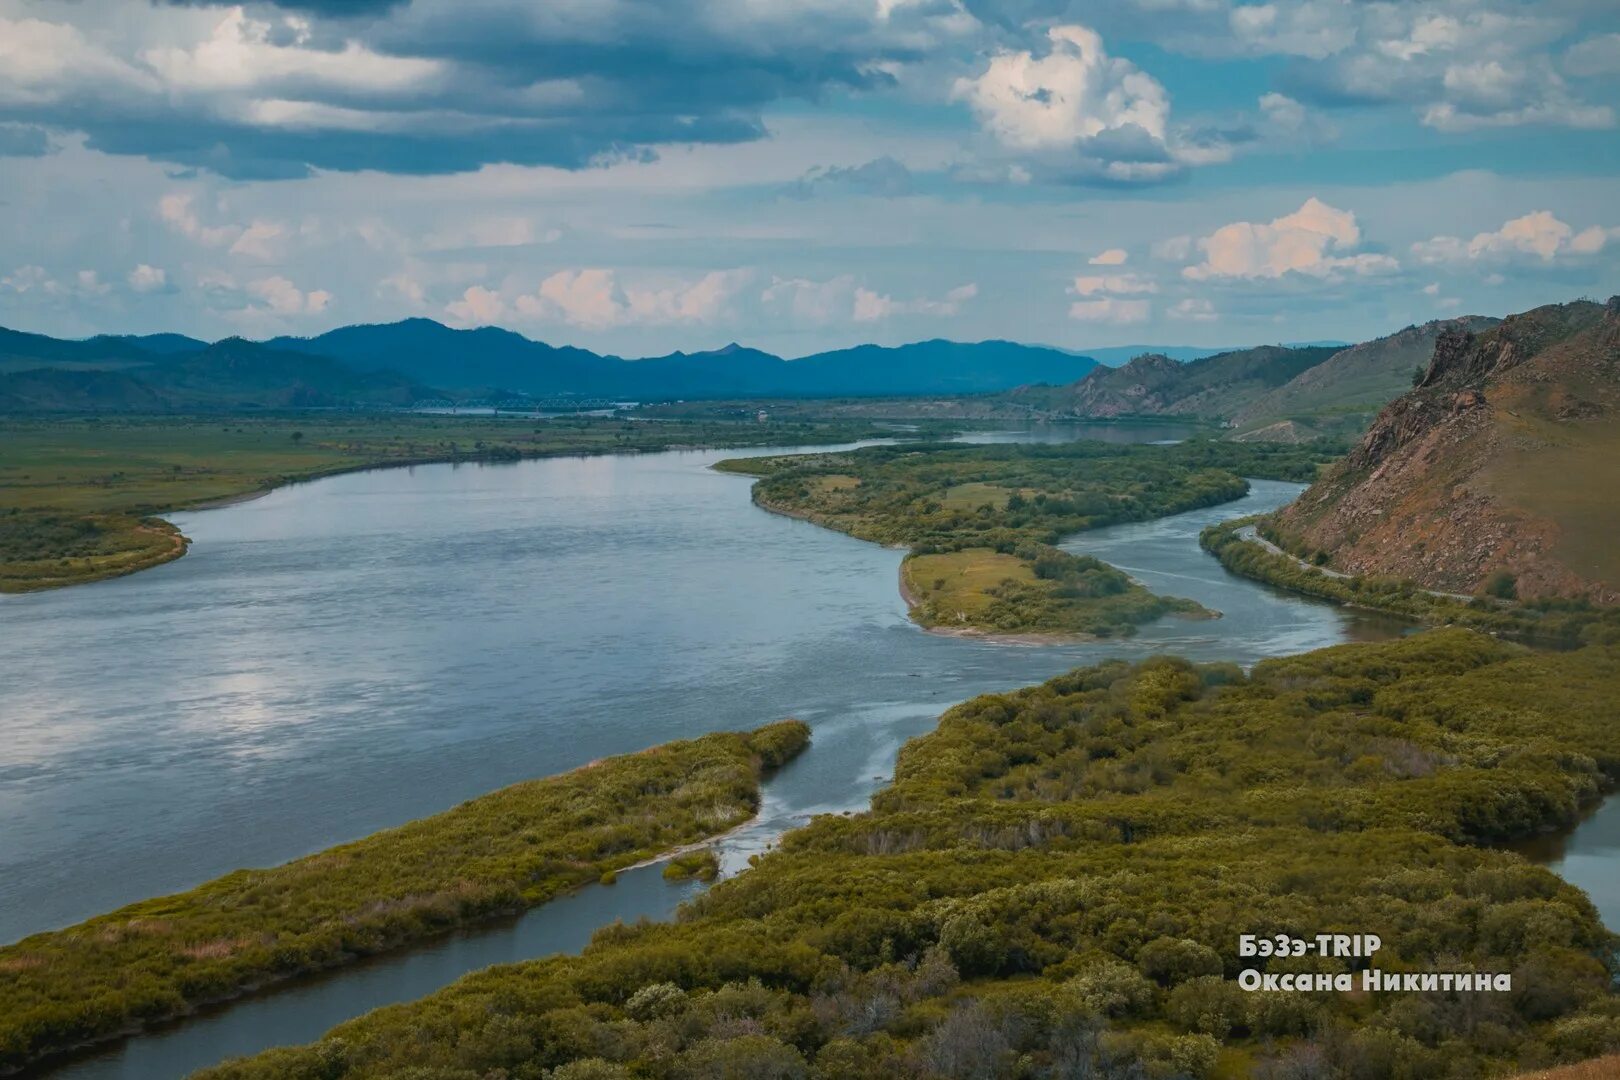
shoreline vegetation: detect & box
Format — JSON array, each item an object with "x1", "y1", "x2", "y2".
[
  {"x1": 1202, "y1": 516, "x2": 1620, "y2": 648},
  {"x1": 0, "y1": 413, "x2": 902, "y2": 593},
  {"x1": 717, "y1": 439, "x2": 1341, "y2": 639},
  {"x1": 195, "y1": 631, "x2": 1620, "y2": 1079},
  {"x1": 0, "y1": 721, "x2": 810, "y2": 1074}
]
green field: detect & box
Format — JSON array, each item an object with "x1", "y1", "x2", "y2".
[
  {"x1": 0, "y1": 721, "x2": 809, "y2": 1072},
  {"x1": 195, "y1": 631, "x2": 1620, "y2": 1079},
  {"x1": 0, "y1": 414, "x2": 883, "y2": 592}
]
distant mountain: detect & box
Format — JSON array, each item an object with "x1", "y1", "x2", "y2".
[
  {"x1": 1231, "y1": 316, "x2": 1500, "y2": 437},
  {"x1": 1004, "y1": 344, "x2": 1340, "y2": 421},
  {"x1": 1275, "y1": 297, "x2": 1620, "y2": 603},
  {"x1": 0, "y1": 337, "x2": 431, "y2": 410},
  {"x1": 0, "y1": 326, "x2": 158, "y2": 372},
  {"x1": 785, "y1": 339, "x2": 1097, "y2": 396},
  {"x1": 266, "y1": 319, "x2": 614, "y2": 396},
  {"x1": 267, "y1": 321, "x2": 1099, "y2": 398}
]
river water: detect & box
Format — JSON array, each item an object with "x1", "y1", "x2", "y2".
[{"x1": 4, "y1": 431, "x2": 1419, "y2": 1077}]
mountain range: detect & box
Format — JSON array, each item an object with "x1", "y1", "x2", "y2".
[
  {"x1": 1276, "y1": 297, "x2": 1620, "y2": 603},
  {"x1": 0, "y1": 320, "x2": 1104, "y2": 409}
]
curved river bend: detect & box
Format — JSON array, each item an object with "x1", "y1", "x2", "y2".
[{"x1": 5, "y1": 432, "x2": 1415, "y2": 1078}]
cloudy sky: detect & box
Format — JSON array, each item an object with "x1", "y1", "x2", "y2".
[{"x1": 1, "y1": 0, "x2": 1617, "y2": 356}]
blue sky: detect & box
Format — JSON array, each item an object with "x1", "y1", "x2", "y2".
[{"x1": 0, "y1": 0, "x2": 1616, "y2": 357}]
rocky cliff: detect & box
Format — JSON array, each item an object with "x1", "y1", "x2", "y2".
[{"x1": 1275, "y1": 297, "x2": 1620, "y2": 603}]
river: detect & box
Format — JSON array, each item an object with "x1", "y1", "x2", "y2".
[{"x1": 4, "y1": 431, "x2": 1415, "y2": 1077}]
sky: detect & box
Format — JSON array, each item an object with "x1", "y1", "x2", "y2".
[{"x1": 0, "y1": 0, "x2": 1617, "y2": 358}]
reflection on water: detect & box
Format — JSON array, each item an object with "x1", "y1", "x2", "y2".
[{"x1": 3, "y1": 430, "x2": 1411, "y2": 1078}]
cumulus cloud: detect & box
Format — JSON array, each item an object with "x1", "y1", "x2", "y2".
[
  {"x1": 853, "y1": 282, "x2": 977, "y2": 322},
  {"x1": 1071, "y1": 272, "x2": 1157, "y2": 296},
  {"x1": 453, "y1": 268, "x2": 756, "y2": 330},
  {"x1": 446, "y1": 284, "x2": 506, "y2": 325},
  {"x1": 953, "y1": 24, "x2": 1207, "y2": 184},
  {"x1": 1183, "y1": 197, "x2": 1399, "y2": 281},
  {"x1": 1089, "y1": 248, "x2": 1128, "y2": 265},
  {"x1": 1068, "y1": 296, "x2": 1151, "y2": 324},
  {"x1": 1411, "y1": 211, "x2": 1619, "y2": 264},
  {"x1": 247, "y1": 275, "x2": 330, "y2": 314},
  {"x1": 128, "y1": 264, "x2": 169, "y2": 293},
  {"x1": 1168, "y1": 297, "x2": 1218, "y2": 321},
  {"x1": 0, "y1": 265, "x2": 113, "y2": 298}
]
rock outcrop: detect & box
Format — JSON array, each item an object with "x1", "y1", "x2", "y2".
[{"x1": 1275, "y1": 297, "x2": 1620, "y2": 604}]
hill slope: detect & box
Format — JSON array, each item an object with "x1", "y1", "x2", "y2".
[
  {"x1": 1006, "y1": 343, "x2": 1339, "y2": 420},
  {"x1": 1232, "y1": 316, "x2": 1500, "y2": 435},
  {"x1": 1275, "y1": 297, "x2": 1620, "y2": 603}
]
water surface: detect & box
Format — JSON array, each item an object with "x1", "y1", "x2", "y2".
[{"x1": 4, "y1": 435, "x2": 1407, "y2": 1077}]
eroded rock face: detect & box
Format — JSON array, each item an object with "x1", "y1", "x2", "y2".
[{"x1": 1276, "y1": 297, "x2": 1620, "y2": 603}]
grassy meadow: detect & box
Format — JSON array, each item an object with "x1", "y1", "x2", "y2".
[
  {"x1": 0, "y1": 721, "x2": 809, "y2": 1072},
  {"x1": 194, "y1": 631, "x2": 1620, "y2": 1079},
  {"x1": 0, "y1": 413, "x2": 882, "y2": 592}
]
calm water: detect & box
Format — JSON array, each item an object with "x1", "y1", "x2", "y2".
[
  {"x1": 1515, "y1": 799, "x2": 1620, "y2": 931},
  {"x1": 4, "y1": 434, "x2": 1409, "y2": 1078}
]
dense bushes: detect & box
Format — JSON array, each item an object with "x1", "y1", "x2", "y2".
[
  {"x1": 0, "y1": 722, "x2": 808, "y2": 1072},
  {"x1": 198, "y1": 632, "x2": 1620, "y2": 1079},
  {"x1": 720, "y1": 439, "x2": 1340, "y2": 637}
]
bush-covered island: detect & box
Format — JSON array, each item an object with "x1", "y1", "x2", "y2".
[
  {"x1": 0, "y1": 721, "x2": 809, "y2": 1072},
  {"x1": 194, "y1": 630, "x2": 1620, "y2": 1079},
  {"x1": 717, "y1": 439, "x2": 1341, "y2": 639}
]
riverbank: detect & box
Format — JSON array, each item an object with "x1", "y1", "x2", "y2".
[
  {"x1": 1201, "y1": 516, "x2": 1620, "y2": 647},
  {"x1": 0, "y1": 414, "x2": 888, "y2": 593},
  {"x1": 0, "y1": 721, "x2": 808, "y2": 1074},
  {"x1": 196, "y1": 630, "x2": 1620, "y2": 1080}
]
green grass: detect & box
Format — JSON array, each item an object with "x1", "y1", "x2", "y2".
[
  {"x1": 0, "y1": 721, "x2": 810, "y2": 1073},
  {"x1": 194, "y1": 631, "x2": 1620, "y2": 1080},
  {"x1": 0, "y1": 414, "x2": 885, "y2": 592}
]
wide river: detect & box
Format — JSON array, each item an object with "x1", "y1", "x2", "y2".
[{"x1": 0, "y1": 429, "x2": 1478, "y2": 1077}]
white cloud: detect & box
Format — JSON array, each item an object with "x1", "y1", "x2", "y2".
[
  {"x1": 853, "y1": 282, "x2": 977, "y2": 322},
  {"x1": 1068, "y1": 296, "x2": 1151, "y2": 323},
  {"x1": 128, "y1": 264, "x2": 168, "y2": 293},
  {"x1": 1183, "y1": 197, "x2": 1399, "y2": 281},
  {"x1": 1152, "y1": 235, "x2": 1195, "y2": 262},
  {"x1": 1411, "y1": 211, "x2": 1619, "y2": 264},
  {"x1": 954, "y1": 25, "x2": 1169, "y2": 148},
  {"x1": 1169, "y1": 298, "x2": 1218, "y2": 322},
  {"x1": 1071, "y1": 273, "x2": 1157, "y2": 296},
  {"x1": 143, "y1": 8, "x2": 441, "y2": 94},
  {"x1": 1229, "y1": 2, "x2": 1357, "y2": 60},
  {"x1": 1, "y1": 265, "x2": 51, "y2": 294},
  {"x1": 228, "y1": 220, "x2": 287, "y2": 260},
  {"x1": 1422, "y1": 60, "x2": 1614, "y2": 132},
  {"x1": 158, "y1": 194, "x2": 238, "y2": 247},
  {"x1": 1089, "y1": 248, "x2": 1128, "y2": 265},
  {"x1": 446, "y1": 284, "x2": 507, "y2": 325},
  {"x1": 1565, "y1": 33, "x2": 1620, "y2": 79},
  {"x1": 247, "y1": 275, "x2": 329, "y2": 314},
  {"x1": 1422, "y1": 282, "x2": 1440, "y2": 295},
  {"x1": 496, "y1": 268, "x2": 753, "y2": 329},
  {"x1": 952, "y1": 25, "x2": 1192, "y2": 182}
]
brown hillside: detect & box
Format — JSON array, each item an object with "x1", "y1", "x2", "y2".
[{"x1": 1275, "y1": 297, "x2": 1620, "y2": 603}]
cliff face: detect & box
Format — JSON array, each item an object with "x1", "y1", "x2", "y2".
[{"x1": 1276, "y1": 298, "x2": 1620, "y2": 603}]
